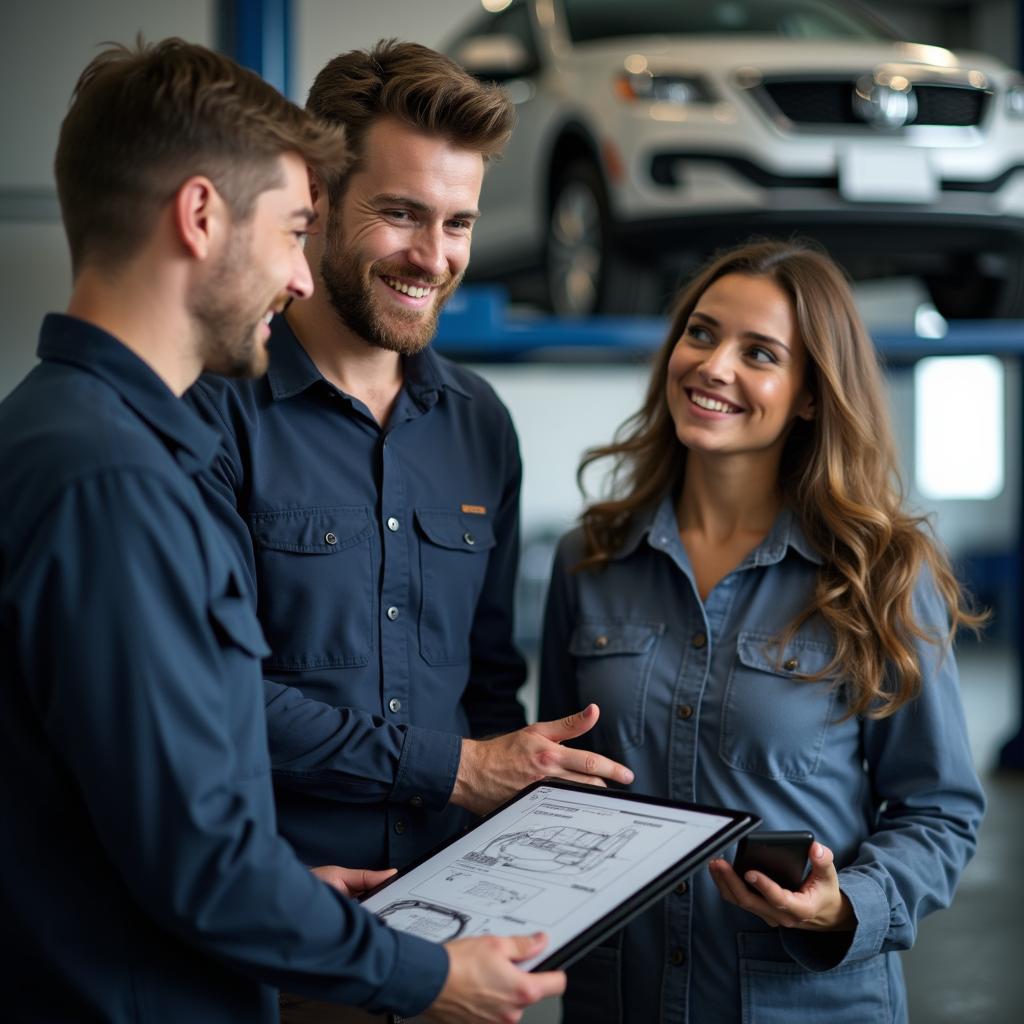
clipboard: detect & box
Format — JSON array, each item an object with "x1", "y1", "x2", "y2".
[{"x1": 360, "y1": 779, "x2": 760, "y2": 971}]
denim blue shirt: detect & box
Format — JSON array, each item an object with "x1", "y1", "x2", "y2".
[
  {"x1": 186, "y1": 316, "x2": 526, "y2": 870},
  {"x1": 540, "y1": 496, "x2": 984, "y2": 1024},
  {"x1": 0, "y1": 315, "x2": 447, "y2": 1023}
]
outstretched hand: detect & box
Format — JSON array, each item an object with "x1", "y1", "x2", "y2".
[
  {"x1": 708, "y1": 841, "x2": 855, "y2": 931},
  {"x1": 451, "y1": 704, "x2": 634, "y2": 816}
]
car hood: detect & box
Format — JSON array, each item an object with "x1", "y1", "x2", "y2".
[{"x1": 564, "y1": 36, "x2": 1009, "y2": 78}]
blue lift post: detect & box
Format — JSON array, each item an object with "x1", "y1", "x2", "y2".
[
  {"x1": 436, "y1": 287, "x2": 1024, "y2": 772},
  {"x1": 217, "y1": 0, "x2": 292, "y2": 97}
]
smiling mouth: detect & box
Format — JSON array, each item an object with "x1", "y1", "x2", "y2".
[
  {"x1": 687, "y1": 389, "x2": 742, "y2": 414},
  {"x1": 381, "y1": 274, "x2": 435, "y2": 299}
]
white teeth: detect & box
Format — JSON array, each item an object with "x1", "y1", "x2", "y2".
[
  {"x1": 383, "y1": 276, "x2": 431, "y2": 299},
  {"x1": 264, "y1": 312, "x2": 274, "y2": 324},
  {"x1": 690, "y1": 391, "x2": 738, "y2": 413}
]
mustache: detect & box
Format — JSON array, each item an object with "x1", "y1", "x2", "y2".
[{"x1": 372, "y1": 260, "x2": 451, "y2": 289}]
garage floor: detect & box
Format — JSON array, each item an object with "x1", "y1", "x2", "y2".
[{"x1": 520, "y1": 646, "x2": 1023, "y2": 1023}]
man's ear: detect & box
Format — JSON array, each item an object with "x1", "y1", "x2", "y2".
[
  {"x1": 174, "y1": 175, "x2": 225, "y2": 260},
  {"x1": 307, "y1": 168, "x2": 331, "y2": 232}
]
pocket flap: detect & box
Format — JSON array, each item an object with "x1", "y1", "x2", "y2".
[
  {"x1": 569, "y1": 622, "x2": 663, "y2": 657},
  {"x1": 248, "y1": 506, "x2": 371, "y2": 554},
  {"x1": 415, "y1": 507, "x2": 496, "y2": 553},
  {"x1": 208, "y1": 594, "x2": 271, "y2": 658},
  {"x1": 736, "y1": 631, "x2": 836, "y2": 678}
]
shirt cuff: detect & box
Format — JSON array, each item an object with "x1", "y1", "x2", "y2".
[
  {"x1": 368, "y1": 929, "x2": 449, "y2": 1017},
  {"x1": 780, "y1": 868, "x2": 889, "y2": 970},
  {"x1": 391, "y1": 726, "x2": 461, "y2": 811}
]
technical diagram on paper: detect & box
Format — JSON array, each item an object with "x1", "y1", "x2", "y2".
[{"x1": 360, "y1": 785, "x2": 738, "y2": 968}]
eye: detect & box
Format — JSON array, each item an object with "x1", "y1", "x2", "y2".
[
  {"x1": 384, "y1": 209, "x2": 413, "y2": 222},
  {"x1": 293, "y1": 231, "x2": 309, "y2": 247},
  {"x1": 684, "y1": 323, "x2": 713, "y2": 345},
  {"x1": 747, "y1": 345, "x2": 778, "y2": 364},
  {"x1": 446, "y1": 218, "x2": 473, "y2": 233}
]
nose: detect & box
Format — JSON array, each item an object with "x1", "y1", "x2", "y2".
[
  {"x1": 407, "y1": 223, "x2": 448, "y2": 279},
  {"x1": 288, "y1": 244, "x2": 314, "y2": 300},
  {"x1": 698, "y1": 345, "x2": 735, "y2": 385}
]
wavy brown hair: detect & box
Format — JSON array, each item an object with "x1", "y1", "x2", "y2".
[{"x1": 578, "y1": 239, "x2": 984, "y2": 717}]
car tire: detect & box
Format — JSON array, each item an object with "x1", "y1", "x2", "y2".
[
  {"x1": 925, "y1": 253, "x2": 1024, "y2": 319},
  {"x1": 545, "y1": 161, "x2": 657, "y2": 316}
]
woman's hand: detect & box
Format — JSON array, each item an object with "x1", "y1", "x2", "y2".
[{"x1": 708, "y1": 842, "x2": 855, "y2": 931}]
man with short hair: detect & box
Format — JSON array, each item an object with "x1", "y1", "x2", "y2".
[
  {"x1": 0, "y1": 38, "x2": 563, "y2": 1023},
  {"x1": 187, "y1": 40, "x2": 634, "y2": 887}
]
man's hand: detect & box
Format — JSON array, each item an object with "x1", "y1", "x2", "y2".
[
  {"x1": 708, "y1": 842, "x2": 855, "y2": 931},
  {"x1": 309, "y1": 865, "x2": 396, "y2": 898},
  {"x1": 451, "y1": 704, "x2": 634, "y2": 816},
  {"x1": 424, "y1": 933, "x2": 565, "y2": 1024}
]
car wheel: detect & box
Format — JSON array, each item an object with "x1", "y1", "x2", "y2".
[
  {"x1": 545, "y1": 161, "x2": 656, "y2": 316},
  {"x1": 925, "y1": 253, "x2": 1024, "y2": 319}
]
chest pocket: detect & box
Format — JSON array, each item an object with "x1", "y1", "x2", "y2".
[
  {"x1": 719, "y1": 631, "x2": 838, "y2": 781},
  {"x1": 416, "y1": 508, "x2": 496, "y2": 666},
  {"x1": 569, "y1": 622, "x2": 663, "y2": 754},
  {"x1": 248, "y1": 506, "x2": 373, "y2": 670}
]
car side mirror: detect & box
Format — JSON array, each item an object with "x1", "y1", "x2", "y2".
[{"x1": 453, "y1": 34, "x2": 537, "y2": 81}]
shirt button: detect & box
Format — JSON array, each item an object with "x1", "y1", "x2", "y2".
[
  {"x1": 386, "y1": 516, "x2": 400, "y2": 532},
  {"x1": 324, "y1": 531, "x2": 337, "y2": 545},
  {"x1": 386, "y1": 606, "x2": 400, "y2": 621},
  {"x1": 394, "y1": 820, "x2": 406, "y2": 835},
  {"x1": 676, "y1": 704, "x2": 694, "y2": 720},
  {"x1": 594, "y1": 635, "x2": 609, "y2": 649},
  {"x1": 784, "y1": 657, "x2": 799, "y2": 671},
  {"x1": 410, "y1": 795, "x2": 424, "y2": 808},
  {"x1": 463, "y1": 531, "x2": 475, "y2": 546},
  {"x1": 691, "y1": 632, "x2": 707, "y2": 649},
  {"x1": 669, "y1": 947, "x2": 686, "y2": 966},
  {"x1": 388, "y1": 697, "x2": 402, "y2": 713},
  {"x1": 674, "y1": 881, "x2": 689, "y2": 896}
]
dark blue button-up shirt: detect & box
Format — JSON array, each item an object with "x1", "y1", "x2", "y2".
[
  {"x1": 541, "y1": 497, "x2": 984, "y2": 1024},
  {"x1": 0, "y1": 315, "x2": 447, "y2": 1023},
  {"x1": 186, "y1": 316, "x2": 526, "y2": 870}
]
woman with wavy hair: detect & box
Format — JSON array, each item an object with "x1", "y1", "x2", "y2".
[{"x1": 539, "y1": 239, "x2": 985, "y2": 1024}]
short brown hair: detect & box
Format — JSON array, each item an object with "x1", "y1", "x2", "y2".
[
  {"x1": 55, "y1": 37, "x2": 349, "y2": 275},
  {"x1": 305, "y1": 38, "x2": 515, "y2": 200}
]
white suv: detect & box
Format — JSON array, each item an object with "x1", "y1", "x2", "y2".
[{"x1": 446, "y1": 0, "x2": 1024, "y2": 317}]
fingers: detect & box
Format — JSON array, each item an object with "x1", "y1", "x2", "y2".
[
  {"x1": 504, "y1": 931, "x2": 548, "y2": 963},
  {"x1": 530, "y1": 704, "x2": 600, "y2": 742},
  {"x1": 309, "y1": 865, "x2": 397, "y2": 897},
  {"x1": 544, "y1": 745, "x2": 634, "y2": 786}
]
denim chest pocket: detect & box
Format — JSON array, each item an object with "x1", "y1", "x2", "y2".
[
  {"x1": 248, "y1": 506, "x2": 373, "y2": 670},
  {"x1": 719, "y1": 631, "x2": 838, "y2": 781},
  {"x1": 416, "y1": 507, "x2": 496, "y2": 666},
  {"x1": 569, "y1": 622, "x2": 664, "y2": 754}
]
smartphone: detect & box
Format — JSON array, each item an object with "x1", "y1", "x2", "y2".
[{"x1": 732, "y1": 830, "x2": 814, "y2": 892}]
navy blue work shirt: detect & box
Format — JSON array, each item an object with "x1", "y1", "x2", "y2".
[
  {"x1": 186, "y1": 315, "x2": 527, "y2": 870},
  {"x1": 540, "y1": 498, "x2": 985, "y2": 1024},
  {"x1": 0, "y1": 315, "x2": 447, "y2": 1023}
]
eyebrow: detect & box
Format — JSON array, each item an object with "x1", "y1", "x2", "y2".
[
  {"x1": 292, "y1": 207, "x2": 317, "y2": 226},
  {"x1": 373, "y1": 193, "x2": 480, "y2": 222},
  {"x1": 688, "y1": 310, "x2": 791, "y2": 353}
]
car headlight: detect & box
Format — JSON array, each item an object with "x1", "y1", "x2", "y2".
[
  {"x1": 614, "y1": 71, "x2": 714, "y2": 105},
  {"x1": 1006, "y1": 78, "x2": 1024, "y2": 119}
]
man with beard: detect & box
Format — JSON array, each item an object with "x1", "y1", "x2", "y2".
[
  {"x1": 187, "y1": 39, "x2": 633, "y2": 965},
  {"x1": 0, "y1": 38, "x2": 566, "y2": 1024}
]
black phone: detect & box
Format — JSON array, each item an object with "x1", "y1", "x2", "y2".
[{"x1": 732, "y1": 830, "x2": 814, "y2": 892}]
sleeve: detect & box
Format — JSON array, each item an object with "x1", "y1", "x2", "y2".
[
  {"x1": 782, "y1": 569, "x2": 986, "y2": 971},
  {"x1": 187, "y1": 379, "x2": 460, "y2": 811},
  {"x1": 14, "y1": 469, "x2": 447, "y2": 1014},
  {"x1": 537, "y1": 534, "x2": 583, "y2": 727},
  {"x1": 461, "y1": 403, "x2": 529, "y2": 736}
]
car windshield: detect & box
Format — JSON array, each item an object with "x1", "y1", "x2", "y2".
[{"x1": 562, "y1": 0, "x2": 898, "y2": 44}]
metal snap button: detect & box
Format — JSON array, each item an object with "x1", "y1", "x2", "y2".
[
  {"x1": 386, "y1": 606, "x2": 399, "y2": 621},
  {"x1": 691, "y1": 632, "x2": 707, "y2": 649},
  {"x1": 784, "y1": 657, "x2": 799, "y2": 671},
  {"x1": 677, "y1": 704, "x2": 694, "y2": 720},
  {"x1": 324, "y1": 531, "x2": 337, "y2": 545},
  {"x1": 394, "y1": 820, "x2": 406, "y2": 835},
  {"x1": 388, "y1": 697, "x2": 402, "y2": 713},
  {"x1": 594, "y1": 635, "x2": 609, "y2": 649},
  {"x1": 386, "y1": 516, "x2": 399, "y2": 532},
  {"x1": 463, "y1": 531, "x2": 475, "y2": 546}
]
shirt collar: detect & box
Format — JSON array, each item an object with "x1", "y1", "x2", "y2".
[
  {"x1": 266, "y1": 314, "x2": 472, "y2": 404},
  {"x1": 37, "y1": 313, "x2": 222, "y2": 475},
  {"x1": 610, "y1": 493, "x2": 824, "y2": 567}
]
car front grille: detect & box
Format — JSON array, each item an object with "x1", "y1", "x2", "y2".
[{"x1": 759, "y1": 79, "x2": 989, "y2": 128}]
